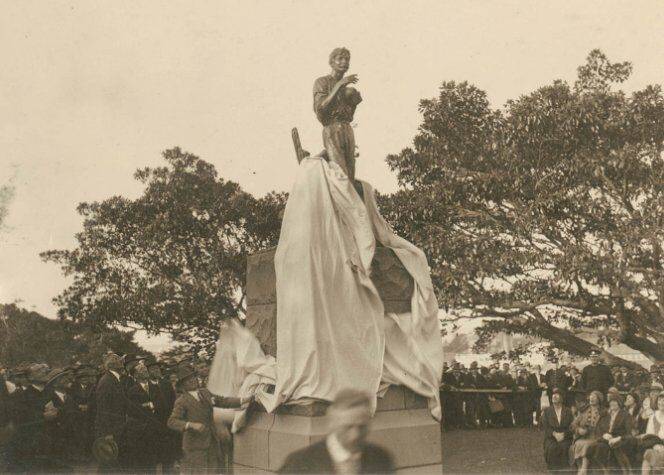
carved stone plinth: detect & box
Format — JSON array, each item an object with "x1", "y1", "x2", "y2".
[
  {"x1": 245, "y1": 247, "x2": 414, "y2": 357},
  {"x1": 233, "y1": 386, "x2": 442, "y2": 473},
  {"x1": 237, "y1": 249, "x2": 442, "y2": 473}
]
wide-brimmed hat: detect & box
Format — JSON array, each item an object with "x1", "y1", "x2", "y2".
[
  {"x1": 45, "y1": 368, "x2": 71, "y2": 387},
  {"x1": 123, "y1": 354, "x2": 145, "y2": 371},
  {"x1": 143, "y1": 355, "x2": 160, "y2": 368},
  {"x1": 175, "y1": 365, "x2": 197, "y2": 386},
  {"x1": 92, "y1": 436, "x2": 118, "y2": 464}
]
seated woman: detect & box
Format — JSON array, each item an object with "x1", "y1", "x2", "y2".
[
  {"x1": 570, "y1": 390, "x2": 605, "y2": 475},
  {"x1": 642, "y1": 391, "x2": 664, "y2": 475},
  {"x1": 593, "y1": 394, "x2": 633, "y2": 472},
  {"x1": 542, "y1": 388, "x2": 574, "y2": 473}
]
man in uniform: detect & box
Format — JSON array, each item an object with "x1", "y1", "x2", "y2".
[{"x1": 581, "y1": 350, "x2": 613, "y2": 395}]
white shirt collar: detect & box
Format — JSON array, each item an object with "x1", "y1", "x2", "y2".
[
  {"x1": 109, "y1": 370, "x2": 120, "y2": 381},
  {"x1": 55, "y1": 390, "x2": 66, "y2": 402},
  {"x1": 140, "y1": 382, "x2": 149, "y2": 391},
  {"x1": 188, "y1": 390, "x2": 200, "y2": 402},
  {"x1": 326, "y1": 432, "x2": 354, "y2": 464},
  {"x1": 32, "y1": 384, "x2": 45, "y2": 392}
]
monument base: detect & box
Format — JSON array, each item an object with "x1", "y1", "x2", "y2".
[{"x1": 232, "y1": 386, "x2": 442, "y2": 473}]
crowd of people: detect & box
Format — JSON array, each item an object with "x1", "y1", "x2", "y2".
[
  {"x1": 0, "y1": 352, "x2": 253, "y2": 473},
  {"x1": 3, "y1": 348, "x2": 664, "y2": 474},
  {"x1": 440, "y1": 350, "x2": 664, "y2": 473}
]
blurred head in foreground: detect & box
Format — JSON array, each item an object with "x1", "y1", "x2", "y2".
[{"x1": 327, "y1": 388, "x2": 372, "y2": 453}]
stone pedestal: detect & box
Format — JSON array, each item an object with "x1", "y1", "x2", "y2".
[
  {"x1": 245, "y1": 247, "x2": 414, "y2": 357},
  {"x1": 236, "y1": 247, "x2": 442, "y2": 473}
]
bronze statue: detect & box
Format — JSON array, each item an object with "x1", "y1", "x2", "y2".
[{"x1": 312, "y1": 47, "x2": 362, "y2": 182}]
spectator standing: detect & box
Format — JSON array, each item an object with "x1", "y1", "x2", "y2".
[{"x1": 581, "y1": 351, "x2": 614, "y2": 395}]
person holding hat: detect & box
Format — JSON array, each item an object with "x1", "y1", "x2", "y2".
[
  {"x1": 581, "y1": 350, "x2": 613, "y2": 396},
  {"x1": 278, "y1": 388, "x2": 395, "y2": 474},
  {"x1": 542, "y1": 387, "x2": 574, "y2": 472},
  {"x1": 167, "y1": 364, "x2": 252, "y2": 473}
]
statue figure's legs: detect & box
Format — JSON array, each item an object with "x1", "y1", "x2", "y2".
[{"x1": 322, "y1": 122, "x2": 355, "y2": 182}]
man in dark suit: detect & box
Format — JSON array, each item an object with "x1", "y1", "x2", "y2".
[
  {"x1": 95, "y1": 353, "x2": 128, "y2": 471},
  {"x1": 8, "y1": 363, "x2": 52, "y2": 471},
  {"x1": 43, "y1": 368, "x2": 80, "y2": 470},
  {"x1": 125, "y1": 361, "x2": 160, "y2": 472},
  {"x1": 581, "y1": 350, "x2": 614, "y2": 395},
  {"x1": 528, "y1": 364, "x2": 546, "y2": 426},
  {"x1": 145, "y1": 355, "x2": 179, "y2": 471},
  {"x1": 278, "y1": 388, "x2": 395, "y2": 474},
  {"x1": 69, "y1": 364, "x2": 98, "y2": 462}
]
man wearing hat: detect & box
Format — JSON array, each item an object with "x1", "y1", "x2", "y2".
[
  {"x1": 278, "y1": 388, "x2": 395, "y2": 474},
  {"x1": 95, "y1": 353, "x2": 128, "y2": 471},
  {"x1": 145, "y1": 355, "x2": 179, "y2": 471},
  {"x1": 43, "y1": 367, "x2": 79, "y2": 469},
  {"x1": 581, "y1": 350, "x2": 614, "y2": 395},
  {"x1": 7, "y1": 363, "x2": 52, "y2": 470},
  {"x1": 121, "y1": 353, "x2": 145, "y2": 393},
  {"x1": 125, "y1": 361, "x2": 161, "y2": 471},
  {"x1": 69, "y1": 364, "x2": 99, "y2": 462},
  {"x1": 167, "y1": 364, "x2": 250, "y2": 472}
]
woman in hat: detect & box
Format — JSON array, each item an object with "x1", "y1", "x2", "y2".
[
  {"x1": 168, "y1": 365, "x2": 253, "y2": 473},
  {"x1": 570, "y1": 390, "x2": 605, "y2": 474}
]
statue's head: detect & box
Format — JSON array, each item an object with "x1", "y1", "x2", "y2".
[{"x1": 329, "y1": 47, "x2": 350, "y2": 73}]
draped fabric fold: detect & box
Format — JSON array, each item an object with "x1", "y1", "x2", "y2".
[{"x1": 208, "y1": 156, "x2": 443, "y2": 431}]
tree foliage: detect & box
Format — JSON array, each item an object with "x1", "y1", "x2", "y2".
[
  {"x1": 42, "y1": 148, "x2": 286, "y2": 348},
  {"x1": 0, "y1": 303, "x2": 145, "y2": 367},
  {"x1": 0, "y1": 182, "x2": 14, "y2": 229},
  {"x1": 382, "y1": 50, "x2": 664, "y2": 363}
]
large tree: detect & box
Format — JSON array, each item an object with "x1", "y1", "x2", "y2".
[
  {"x1": 0, "y1": 303, "x2": 145, "y2": 367},
  {"x1": 382, "y1": 50, "x2": 664, "y2": 363},
  {"x1": 42, "y1": 148, "x2": 285, "y2": 348}
]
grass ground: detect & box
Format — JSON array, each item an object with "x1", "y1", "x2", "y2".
[{"x1": 442, "y1": 427, "x2": 547, "y2": 474}]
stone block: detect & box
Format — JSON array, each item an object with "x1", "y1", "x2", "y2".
[
  {"x1": 370, "y1": 248, "x2": 414, "y2": 303},
  {"x1": 233, "y1": 387, "x2": 442, "y2": 473},
  {"x1": 377, "y1": 385, "x2": 406, "y2": 411},
  {"x1": 246, "y1": 249, "x2": 277, "y2": 306},
  {"x1": 404, "y1": 388, "x2": 429, "y2": 410},
  {"x1": 245, "y1": 303, "x2": 277, "y2": 357},
  {"x1": 267, "y1": 414, "x2": 329, "y2": 471},
  {"x1": 233, "y1": 412, "x2": 274, "y2": 471},
  {"x1": 245, "y1": 247, "x2": 415, "y2": 354},
  {"x1": 368, "y1": 409, "x2": 442, "y2": 469}
]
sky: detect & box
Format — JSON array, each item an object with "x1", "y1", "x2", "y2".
[{"x1": 1, "y1": 1, "x2": 664, "y2": 352}]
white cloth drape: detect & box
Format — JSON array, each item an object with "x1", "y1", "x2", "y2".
[{"x1": 208, "y1": 156, "x2": 443, "y2": 431}]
